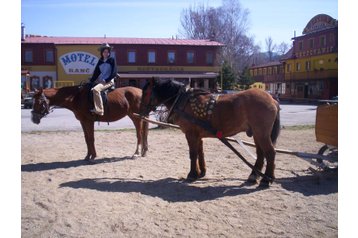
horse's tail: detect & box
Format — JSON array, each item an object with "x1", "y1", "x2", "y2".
[{"x1": 271, "y1": 101, "x2": 281, "y2": 145}]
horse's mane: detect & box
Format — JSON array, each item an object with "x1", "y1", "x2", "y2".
[{"x1": 154, "y1": 78, "x2": 185, "y2": 99}]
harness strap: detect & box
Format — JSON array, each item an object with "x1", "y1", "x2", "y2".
[{"x1": 174, "y1": 109, "x2": 273, "y2": 182}]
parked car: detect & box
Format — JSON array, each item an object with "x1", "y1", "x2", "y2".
[{"x1": 23, "y1": 95, "x2": 34, "y2": 109}]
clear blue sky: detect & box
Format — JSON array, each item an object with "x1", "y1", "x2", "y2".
[{"x1": 21, "y1": 0, "x2": 337, "y2": 50}]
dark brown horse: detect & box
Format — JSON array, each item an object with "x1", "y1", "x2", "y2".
[
  {"x1": 31, "y1": 83, "x2": 148, "y2": 160},
  {"x1": 140, "y1": 78, "x2": 280, "y2": 186}
]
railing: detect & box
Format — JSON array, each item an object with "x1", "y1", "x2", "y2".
[
  {"x1": 252, "y1": 69, "x2": 337, "y2": 82},
  {"x1": 55, "y1": 81, "x2": 75, "y2": 88},
  {"x1": 285, "y1": 69, "x2": 338, "y2": 81}
]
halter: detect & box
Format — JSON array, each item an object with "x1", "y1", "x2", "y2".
[{"x1": 31, "y1": 92, "x2": 53, "y2": 121}]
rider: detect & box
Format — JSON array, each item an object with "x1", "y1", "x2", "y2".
[{"x1": 89, "y1": 43, "x2": 117, "y2": 116}]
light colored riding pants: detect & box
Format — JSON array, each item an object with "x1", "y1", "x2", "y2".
[{"x1": 91, "y1": 79, "x2": 114, "y2": 116}]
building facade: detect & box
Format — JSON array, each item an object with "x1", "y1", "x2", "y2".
[
  {"x1": 21, "y1": 36, "x2": 223, "y2": 92},
  {"x1": 250, "y1": 14, "x2": 338, "y2": 100}
]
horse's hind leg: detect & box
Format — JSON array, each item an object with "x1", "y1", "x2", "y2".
[
  {"x1": 185, "y1": 133, "x2": 201, "y2": 181},
  {"x1": 248, "y1": 140, "x2": 265, "y2": 184},
  {"x1": 260, "y1": 140, "x2": 276, "y2": 187}
]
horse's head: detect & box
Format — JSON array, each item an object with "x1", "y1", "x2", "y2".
[
  {"x1": 140, "y1": 78, "x2": 186, "y2": 117},
  {"x1": 140, "y1": 78, "x2": 160, "y2": 117},
  {"x1": 31, "y1": 88, "x2": 50, "y2": 124}
]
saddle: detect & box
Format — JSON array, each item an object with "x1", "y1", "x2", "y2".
[{"x1": 87, "y1": 82, "x2": 115, "y2": 111}]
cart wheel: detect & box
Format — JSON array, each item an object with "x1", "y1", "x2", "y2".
[{"x1": 317, "y1": 144, "x2": 338, "y2": 171}]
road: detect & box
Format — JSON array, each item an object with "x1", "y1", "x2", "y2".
[{"x1": 21, "y1": 104, "x2": 317, "y2": 132}]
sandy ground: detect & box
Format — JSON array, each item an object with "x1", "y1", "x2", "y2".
[{"x1": 21, "y1": 127, "x2": 337, "y2": 238}]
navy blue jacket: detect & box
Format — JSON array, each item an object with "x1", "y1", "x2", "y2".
[{"x1": 90, "y1": 57, "x2": 117, "y2": 83}]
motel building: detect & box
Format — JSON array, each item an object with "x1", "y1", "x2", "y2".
[
  {"x1": 21, "y1": 31, "x2": 223, "y2": 93},
  {"x1": 250, "y1": 14, "x2": 338, "y2": 100}
]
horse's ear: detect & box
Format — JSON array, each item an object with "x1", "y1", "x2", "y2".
[
  {"x1": 149, "y1": 77, "x2": 155, "y2": 86},
  {"x1": 34, "y1": 88, "x2": 43, "y2": 94}
]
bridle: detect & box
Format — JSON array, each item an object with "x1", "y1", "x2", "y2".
[
  {"x1": 31, "y1": 92, "x2": 53, "y2": 121},
  {"x1": 141, "y1": 82, "x2": 185, "y2": 118}
]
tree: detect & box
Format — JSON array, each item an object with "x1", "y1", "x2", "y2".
[
  {"x1": 238, "y1": 66, "x2": 254, "y2": 89},
  {"x1": 180, "y1": 0, "x2": 258, "y2": 74},
  {"x1": 220, "y1": 61, "x2": 236, "y2": 90},
  {"x1": 265, "y1": 36, "x2": 276, "y2": 61},
  {"x1": 276, "y1": 42, "x2": 289, "y2": 56}
]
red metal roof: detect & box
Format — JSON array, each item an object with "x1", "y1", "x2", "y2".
[{"x1": 23, "y1": 35, "x2": 223, "y2": 46}]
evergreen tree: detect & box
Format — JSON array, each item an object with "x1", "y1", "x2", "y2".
[
  {"x1": 219, "y1": 61, "x2": 236, "y2": 90},
  {"x1": 238, "y1": 67, "x2": 254, "y2": 89}
]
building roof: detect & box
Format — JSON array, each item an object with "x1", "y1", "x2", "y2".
[{"x1": 22, "y1": 35, "x2": 223, "y2": 46}]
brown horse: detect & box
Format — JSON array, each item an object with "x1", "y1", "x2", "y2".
[
  {"x1": 140, "y1": 78, "x2": 280, "y2": 186},
  {"x1": 31, "y1": 83, "x2": 149, "y2": 160}
]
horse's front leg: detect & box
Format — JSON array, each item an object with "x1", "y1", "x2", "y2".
[
  {"x1": 130, "y1": 116, "x2": 142, "y2": 157},
  {"x1": 80, "y1": 120, "x2": 96, "y2": 160},
  {"x1": 198, "y1": 139, "x2": 206, "y2": 178},
  {"x1": 185, "y1": 133, "x2": 201, "y2": 181}
]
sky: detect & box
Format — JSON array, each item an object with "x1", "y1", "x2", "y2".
[{"x1": 21, "y1": 0, "x2": 338, "y2": 50}]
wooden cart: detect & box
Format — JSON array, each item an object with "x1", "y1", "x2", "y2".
[{"x1": 313, "y1": 101, "x2": 338, "y2": 170}]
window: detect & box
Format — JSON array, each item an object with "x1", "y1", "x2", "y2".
[
  {"x1": 206, "y1": 51, "x2": 213, "y2": 64},
  {"x1": 25, "y1": 49, "x2": 33, "y2": 63},
  {"x1": 309, "y1": 39, "x2": 314, "y2": 49},
  {"x1": 168, "y1": 51, "x2": 175, "y2": 63},
  {"x1": 45, "y1": 49, "x2": 54, "y2": 63},
  {"x1": 286, "y1": 64, "x2": 291, "y2": 72},
  {"x1": 296, "y1": 62, "x2": 301, "y2": 71},
  {"x1": 128, "y1": 51, "x2": 136, "y2": 63},
  {"x1": 298, "y1": 41, "x2": 303, "y2": 51},
  {"x1": 320, "y1": 36, "x2": 326, "y2": 47},
  {"x1": 305, "y1": 61, "x2": 311, "y2": 71},
  {"x1": 148, "y1": 51, "x2": 156, "y2": 63},
  {"x1": 186, "y1": 51, "x2": 195, "y2": 64}
]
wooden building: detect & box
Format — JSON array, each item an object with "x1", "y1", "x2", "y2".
[{"x1": 250, "y1": 14, "x2": 338, "y2": 100}]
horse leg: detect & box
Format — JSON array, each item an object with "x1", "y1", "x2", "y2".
[
  {"x1": 130, "y1": 116, "x2": 142, "y2": 157},
  {"x1": 141, "y1": 121, "x2": 149, "y2": 157},
  {"x1": 185, "y1": 133, "x2": 201, "y2": 181},
  {"x1": 247, "y1": 141, "x2": 265, "y2": 184},
  {"x1": 198, "y1": 139, "x2": 206, "y2": 178},
  {"x1": 259, "y1": 139, "x2": 276, "y2": 187},
  {"x1": 80, "y1": 120, "x2": 96, "y2": 160}
]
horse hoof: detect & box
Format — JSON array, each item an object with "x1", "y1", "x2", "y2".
[
  {"x1": 259, "y1": 178, "x2": 272, "y2": 188},
  {"x1": 198, "y1": 171, "x2": 206, "y2": 178},
  {"x1": 247, "y1": 173, "x2": 258, "y2": 184},
  {"x1": 186, "y1": 172, "x2": 199, "y2": 182}
]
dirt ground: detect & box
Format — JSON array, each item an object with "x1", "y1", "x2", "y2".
[{"x1": 21, "y1": 126, "x2": 337, "y2": 238}]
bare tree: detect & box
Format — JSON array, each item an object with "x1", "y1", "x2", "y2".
[
  {"x1": 265, "y1": 36, "x2": 276, "y2": 61},
  {"x1": 276, "y1": 42, "x2": 290, "y2": 56},
  {"x1": 179, "y1": 0, "x2": 258, "y2": 73}
]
